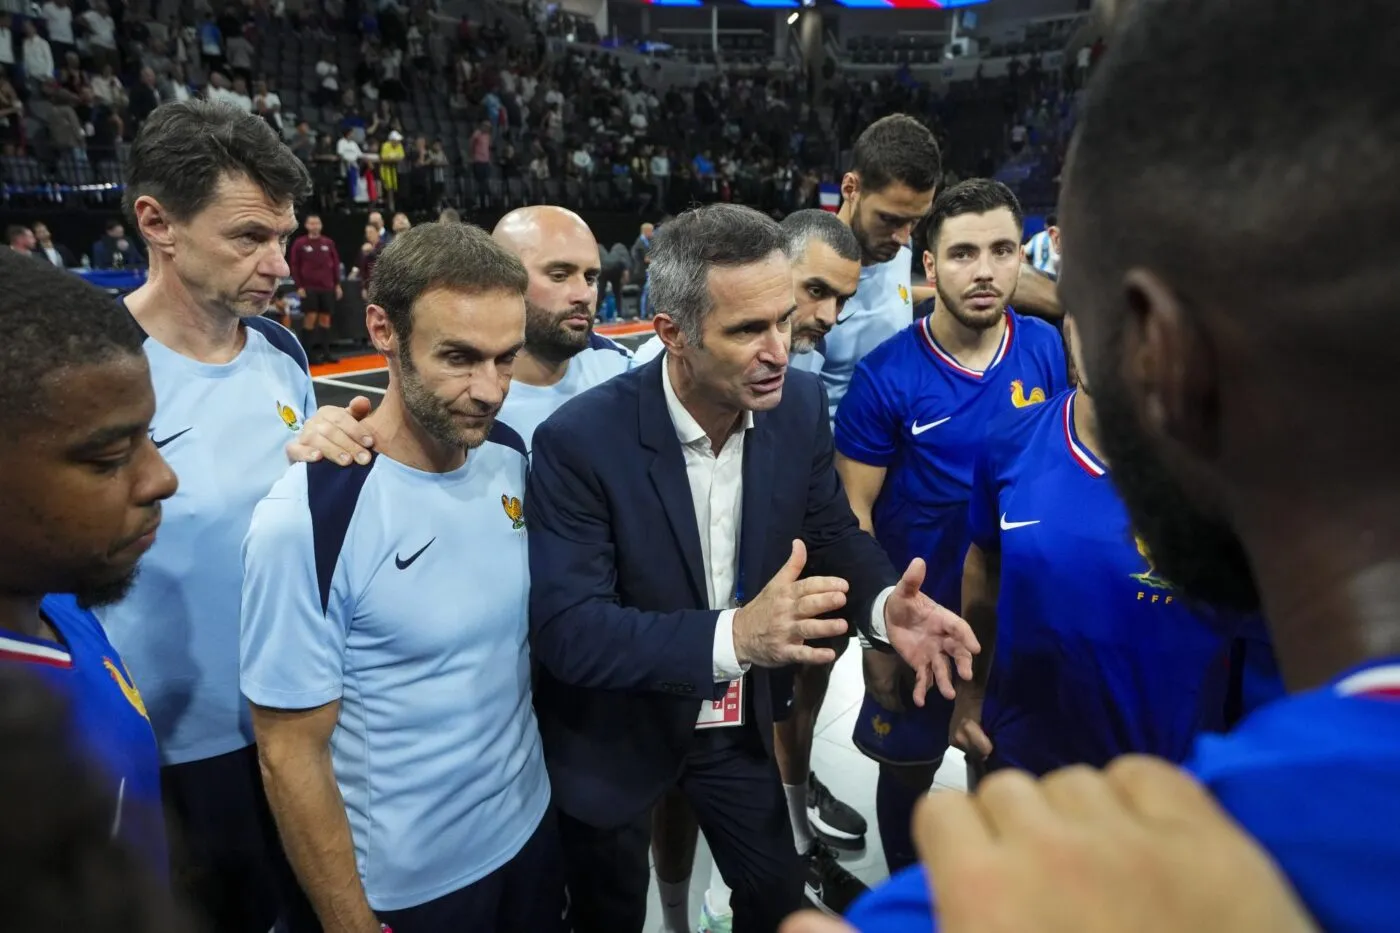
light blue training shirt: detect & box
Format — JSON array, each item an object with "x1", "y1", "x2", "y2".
[
  {"x1": 498, "y1": 332, "x2": 632, "y2": 450},
  {"x1": 96, "y1": 311, "x2": 317, "y2": 766},
  {"x1": 239, "y1": 423, "x2": 550, "y2": 911},
  {"x1": 817, "y1": 245, "x2": 916, "y2": 419}
]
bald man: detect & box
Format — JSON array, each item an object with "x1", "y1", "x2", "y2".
[{"x1": 493, "y1": 206, "x2": 634, "y2": 450}]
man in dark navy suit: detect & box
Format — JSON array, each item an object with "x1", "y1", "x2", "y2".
[{"x1": 526, "y1": 203, "x2": 980, "y2": 933}]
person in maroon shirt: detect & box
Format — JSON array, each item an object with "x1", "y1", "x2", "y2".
[{"x1": 287, "y1": 214, "x2": 343, "y2": 363}]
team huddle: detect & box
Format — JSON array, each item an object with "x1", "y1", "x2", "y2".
[{"x1": 4, "y1": 2, "x2": 1400, "y2": 930}]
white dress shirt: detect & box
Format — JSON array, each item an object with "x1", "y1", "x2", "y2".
[{"x1": 660, "y1": 357, "x2": 893, "y2": 688}]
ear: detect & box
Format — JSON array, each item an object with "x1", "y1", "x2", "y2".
[
  {"x1": 840, "y1": 171, "x2": 860, "y2": 203},
  {"x1": 654, "y1": 313, "x2": 687, "y2": 356},
  {"x1": 922, "y1": 249, "x2": 937, "y2": 285},
  {"x1": 365, "y1": 304, "x2": 398, "y2": 358},
  {"x1": 133, "y1": 195, "x2": 174, "y2": 257},
  {"x1": 1121, "y1": 269, "x2": 1217, "y2": 460}
]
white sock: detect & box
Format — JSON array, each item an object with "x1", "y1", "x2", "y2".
[
  {"x1": 658, "y1": 876, "x2": 690, "y2": 933},
  {"x1": 705, "y1": 870, "x2": 733, "y2": 917},
  {"x1": 784, "y1": 781, "x2": 815, "y2": 855}
]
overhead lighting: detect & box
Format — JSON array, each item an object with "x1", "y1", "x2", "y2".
[{"x1": 787, "y1": 11, "x2": 800, "y2": 24}]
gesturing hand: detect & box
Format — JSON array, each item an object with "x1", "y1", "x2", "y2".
[
  {"x1": 286, "y1": 396, "x2": 376, "y2": 466},
  {"x1": 733, "y1": 539, "x2": 850, "y2": 668},
  {"x1": 884, "y1": 558, "x2": 980, "y2": 706}
]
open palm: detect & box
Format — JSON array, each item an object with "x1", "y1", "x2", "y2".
[{"x1": 884, "y1": 557, "x2": 980, "y2": 706}]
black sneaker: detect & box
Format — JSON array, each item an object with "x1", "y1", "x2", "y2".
[
  {"x1": 802, "y1": 840, "x2": 869, "y2": 916},
  {"x1": 807, "y1": 771, "x2": 867, "y2": 848}
]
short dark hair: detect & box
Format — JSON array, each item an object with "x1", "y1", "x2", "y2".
[
  {"x1": 1067, "y1": 0, "x2": 1399, "y2": 309},
  {"x1": 368, "y1": 222, "x2": 528, "y2": 344},
  {"x1": 0, "y1": 253, "x2": 145, "y2": 426},
  {"x1": 850, "y1": 114, "x2": 942, "y2": 195},
  {"x1": 106, "y1": 217, "x2": 123, "y2": 232},
  {"x1": 781, "y1": 209, "x2": 860, "y2": 263},
  {"x1": 122, "y1": 101, "x2": 312, "y2": 229},
  {"x1": 1045, "y1": 213, "x2": 1059, "y2": 228},
  {"x1": 647, "y1": 203, "x2": 789, "y2": 345},
  {"x1": 5, "y1": 224, "x2": 28, "y2": 245},
  {"x1": 925, "y1": 178, "x2": 1024, "y2": 250}
]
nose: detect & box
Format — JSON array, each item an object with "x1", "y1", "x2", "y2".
[
  {"x1": 264, "y1": 242, "x2": 291, "y2": 279},
  {"x1": 894, "y1": 221, "x2": 915, "y2": 247},
  {"x1": 763, "y1": 325, "x2": 789, "y2": 369},
  {"x1": 571, "y1": 275, "x2": 598, "y2": 309},
  {"x1": 812, "y1": 298, "x2": 839, "y2": 331},
  {"x1": 139, "y1": 443, "x2": 180, "y2": 505},
  {"x1": 470, "y1": 363, "x2": 508, "y2": 410}
]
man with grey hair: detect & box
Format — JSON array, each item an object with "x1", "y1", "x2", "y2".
[
  {"x1": 526, "y1": 202, "x2": 980, "y2": 933},
  {"x1": 638, "y1": 207, "x2": 870, "y2": 927}
]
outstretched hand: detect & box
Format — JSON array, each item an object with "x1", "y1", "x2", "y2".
[{"x1": 884, "y1": 558, "x2": 979, "y2": 706}]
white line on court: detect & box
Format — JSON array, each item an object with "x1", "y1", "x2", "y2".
[{"x1": 314, "y1": 376, "x2": 387, "y2": 395}]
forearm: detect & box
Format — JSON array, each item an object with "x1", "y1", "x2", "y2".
[
  {"x1": 1012, "y1": 263, "x2": 1062, "y2": 321},
  {"x1": 960, "y1": 547, "x2": 1001, "y2": 687},
  {"x1": 259, "y1": 747, "x2": 379, "y2": 933},
  {"x1": 531, "y1": 596, "x2": 719, "y2": 695}
]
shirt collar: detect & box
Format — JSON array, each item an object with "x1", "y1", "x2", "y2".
[{"x1": 660, "y1": 352, "x2": 755, "y2": 448}]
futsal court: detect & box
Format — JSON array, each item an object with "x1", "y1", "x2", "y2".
[{"x1": 307, "y1": 319, "x2": 969, "y2": 928}]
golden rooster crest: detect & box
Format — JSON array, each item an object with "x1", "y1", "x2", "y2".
[
  {"x1": 1130, "y1": 534, "x2": 1173, "y2": 590},
  {"x1": 502, "y1": 494, "x2": 525, "y2": 530},
  {"x1": 898, "y1": 284, "x2": 910, "y2": 305},
  {"x1": 1010, "y1": 380, "x2": 1047, "y2": 409},
  {"x1": 104, "y1": 657, "x2": 150, "y2": 721},
  {"x1": 871, "y1": 714, "x2": 892, "y2": 739},
  {"x1": 276, "y1": 401, "x2": 301, "y2": 432}
]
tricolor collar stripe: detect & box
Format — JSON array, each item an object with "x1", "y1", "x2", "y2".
[
  {"x1": 0, "y1": 633, "x2": 74, "y2": 668},
  {"x1": 919, "y1": 313, "x2": 1012, "y2": 378},
  {"x1": 1063, "y1": 392, "x2": 1107, "y2": 477},
  {"x1": 1335, "y1": 664, "x2": 1400, "y2": 699}
]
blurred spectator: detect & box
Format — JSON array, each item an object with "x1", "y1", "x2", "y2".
[
  {"x1": 41, "y1": 0, "x2": 75, "y2": 68},
  {"x1": 469, "y1": 119, "x2": 491, "y2": 207},
  {"x1": 89, "y1": 63, "x2": 125, "y2": 109},
  {"x1": 6, "y1": 224, "x2": 37, "y2": 256},
  {"x1": 0, "y1": 77, "x2": 20, "y2": 146},
  {"x1": 252, "y1": 78, "x2": 282, "y2": 133},
  {"x1": 0, "y1": 14, "x2": 14, "y2": 81},
  {"x1": 32, "y1": 221, "x2": 75, "y2": 267},
  {"x1": 91, "y1": 218, "x2": 143, "y2": 268},
  {"x1": 224, "y1": 30, "x2": 253, "y2": 84},
  {"x1": 379, "y1": 129, "x2": 404, "y2": 211},
  {"x1": 129, "y1": 67, "x2": 161, "y2": 129},
  {"x1": 34, "y1": 81, "x2": 85, "y2": 164},
  {"x1": 80, "y1": 0, "x2": 118, "y2": 71},
  {"x1": 22, "y1": 20, "x2": 55, "y2": 85},
  {"x1": 289, "y1": 120, "x2": 315, "y2": 162},
  {"x1": 630, "y1": 221, "x2": 653, "y2": 281},
  {"x1": 142, "y1": 36, "x2": 172, "y2": 80},
  {"x1": 158, "y1": 62, "x2": 192, "y2": 103},
  {"x1": 198, "y1": 14, "x2": 223, "y2": 73},
  {"x1": 350, "y1": 222, "x2": 381, "y2": 286},
  {"x1": 57, "y1": 51, "x2": 85, "y2": 96}
]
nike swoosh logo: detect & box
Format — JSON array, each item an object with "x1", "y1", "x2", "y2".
[
  {"x1": 911, "y1": 417, "x2": 952, "y2": 435},
  {"x1": 1000, "y1": 514, "x2": 1041, "y2": 531},
  {"x1": 151, "y1": 427, "x2": 192, "y2": 449},
  {"x1": 395, "y1": 537, "x2": 436, "y2": 570}
]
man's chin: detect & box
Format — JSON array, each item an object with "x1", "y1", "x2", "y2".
[{"x1": 73, "y1": 569, "x2": 139, "y2": 610}]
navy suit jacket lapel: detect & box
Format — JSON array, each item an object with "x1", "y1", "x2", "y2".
[{"x1": 637, "y1": 358, "x2": 708, "y2": 607}]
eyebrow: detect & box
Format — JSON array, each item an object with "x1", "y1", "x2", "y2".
[
  {"x1": 68, "y1": 422, "x2": 147, "y2": 458},
  {"x1": 723, "y1": 304, "x2": 798, "y2": 334},
  {"x1": 543, "y1": 260, "x2": 601, "y2": 275},
  {"x1": 231, "y1": 220, "x2": 298, "y2": 239},
  {"x1": 801, "y1": 276, "x2": 859, "y2": 300},
  {"x1": 435, "y1": 338, "x2": 527, "y2": 358}
]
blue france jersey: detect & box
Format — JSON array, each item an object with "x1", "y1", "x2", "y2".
[
  {"x1": 1, "y1": 596, "x2": 166, "y2": 870},
  {"x1": 968, "y1": 391, "x2": 1232, "y2": 774},
  {"x1": 818, "y1": 246, "x2": 915, "y2": 419},
  {"x1": 240, "y1": 424, "x2": 550, "y2": 912},
  {"x1": 846, "y1": 658, "x2": 1400, "y2": 933},
  {"x1": 95, "y1": 313, "x2": 316, "y2": 766},
  {"x1": 834, "y1": 311, "x2": 1068, "y2": 609},
  {"x1": 499, "y1": 333, "x2": 632, "y2": 449}
]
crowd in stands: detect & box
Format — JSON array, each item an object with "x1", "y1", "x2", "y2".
[{"x1": 1, "y1": 0, "x2": 1081, "y2": 218}]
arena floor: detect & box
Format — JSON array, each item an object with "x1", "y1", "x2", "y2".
[{"x1": 308, "y1": 324, "x2": 969, "y2": 926}]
